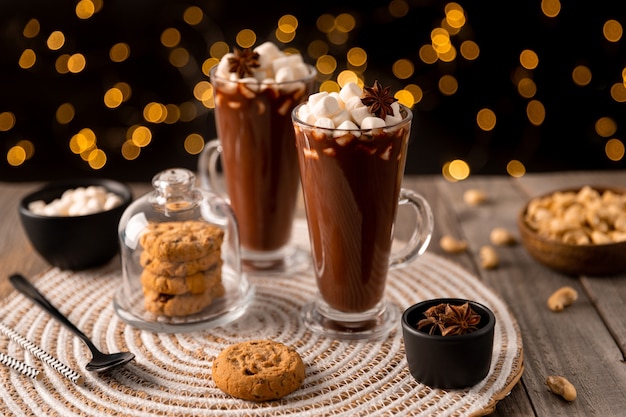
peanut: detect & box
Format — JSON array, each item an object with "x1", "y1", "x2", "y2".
[
  {"x1": 547, "y1": 286, "x2": 578, "y2": 312},
  {"x1": 524, "y1": 186, "x2": 626, "y2": 245},
  {"x1": 440, "y1": 235, "x2": 468, "y2": 253},
  {"x1": 490, "y1": 227, "x2": 517, "y2": 246},
  {"x1": 479, "y1": 245, "x2": 499, "y2": 269},
  {"x1": 464, "y1": 189, "x2": 488, "y2": 206},
  {"x1": 546, "y1": 375, "x2": 577, "y2": 401}
]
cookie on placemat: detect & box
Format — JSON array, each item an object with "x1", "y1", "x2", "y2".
[
  {"x1": 140, "y1": 250, "x2": 222, "y2": 277},
  {"x1": 143, "y1": 284, "x2": 224, "y2": 316},
  {"x1": 140, "y1": 220, "x2": 224, "y2": 262},
  {"x1": 140, "y1": 266, "x2": 222, "y2": 295},
  {"x1": 212, "y1": 340, "x2": 305, "y2": 402}
]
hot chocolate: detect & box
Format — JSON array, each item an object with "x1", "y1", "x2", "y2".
[
  {"x1": 293, "y1": 106, "x2": 411, "y2": 312},
  {"x1": 213, "y1": 78, "x2": 305, "y2": 251},
  {"x1": 294, "y1": 81, "x2": 433, "y2": 340},
  {"x1": 209, "y1": 43, "x2": 316, "y2": 256}
]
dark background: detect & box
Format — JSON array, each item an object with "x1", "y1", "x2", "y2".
[{"x1": 1, "y1": 0, "x2": 625, "y2": 182}]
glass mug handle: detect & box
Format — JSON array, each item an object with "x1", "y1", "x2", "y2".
[
  {"x1": 389, "y1": 188, "x2": 434, "y2": 269},
  {"x1": 198, "y1": 139, "x2": 227, "y2": 199}
]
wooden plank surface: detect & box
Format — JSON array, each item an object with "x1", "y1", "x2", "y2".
[
  {"x1": 400, "y1": 171, "x2": 626, "y2": 416},
  {"x1": 2, "y1": 172, "x2": 626, "y2": 416},
  {"x1": 0, "y1": 182, "x2": 47, "y2": 299}
]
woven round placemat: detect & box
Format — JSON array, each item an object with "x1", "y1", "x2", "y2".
[{"x1": 0, "y1": 242, "x2": 523, "y2": 416}]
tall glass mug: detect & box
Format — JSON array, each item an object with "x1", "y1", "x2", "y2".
[
  {"x1": 292, "y1": 101, "x2": 433, "y2": 340},
  {"x1": 199, "y1": 63, "x2": 316, "y2": 274}
]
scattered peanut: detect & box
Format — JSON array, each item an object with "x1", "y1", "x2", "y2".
[
  {"x1": 547, "y1": 286, "x2": 578, "y2": 312},
  {"x1": 464, "y1": 189, "x2": 488, "y2": 206},
  {"x1": 440, "y1": 235, "x2": 468, "y2": 253},
  {"x1": 479, "y1": 245, "x2": 499, "y2": 269},
  {"x1": 490, "y1": 227, "x2": 517, "y2": 246},
  {"x1": 546, "y1": 375, "x2": 577, "y2": 401}
]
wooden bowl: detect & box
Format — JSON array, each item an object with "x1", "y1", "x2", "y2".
[{"x1": 518, "y1": 186, "x2": 626, "y2": 276}]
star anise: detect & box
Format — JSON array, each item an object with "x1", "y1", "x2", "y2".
[
  {"x1": 361, "y1": 80, "x2": 398, "y2": 119},
  {"x1": 416, "y1": 302, "x2": 482, "y2": 336},
  {"x1": 227, "y1": 47, "x2": 260, "y2": 78},
  {"x1": 417, "y1": 303, "x2": 448, "y2": 335}
]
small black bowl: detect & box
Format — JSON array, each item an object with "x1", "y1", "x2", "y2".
[
  {"x1": 401, "y1": 298, "x2": 496, "y2": 389},
  {"x1": 19, "y1": 179, "x2": 132, "y2": 270}
]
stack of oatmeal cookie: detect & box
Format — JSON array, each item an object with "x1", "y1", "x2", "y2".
[{"x1": 139, "y1": 220, "x2": 225, "y2": 316}]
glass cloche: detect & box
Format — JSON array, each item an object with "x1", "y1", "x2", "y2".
[{"x1": 114, "y1": 168, "x2": 252, "y2": 332}]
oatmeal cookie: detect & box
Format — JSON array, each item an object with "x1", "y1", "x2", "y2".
[
  {"x1": 140, "y1": 266, "x2": 222, "y2": 295},
  {"x1": 140, "y1": 221, "x2": 224, "y2": 262},
  {"x1": 143, "y1": 285, "x2": 224, "y2": 317},
  {"x1": 212, "y1": 340, "x2": 305, "y2": 402},
  {"x1": 140, "y1": 250, "x2": 222, "y2": 277}
]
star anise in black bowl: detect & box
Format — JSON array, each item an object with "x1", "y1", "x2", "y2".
[
  {"x1": 401, "y1": 298, "x2": 496, "y2": 389},
  {"x1": 416, "y1": 301, "x2": 482, "y2": 336}
]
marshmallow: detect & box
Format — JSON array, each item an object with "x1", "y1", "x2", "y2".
[
  {"x1": 344, "y1": 95, "x2": 365, "y2": 111},
  {"x1": 385, "y1": 113, "x2": 403, "y2": 126},
  {"x1": 339, "y1": 82, "x2": 363, "y2": 103},
  {"x1": 290, "y1": 63, "x2": 311, "y2": 80},
  {"x1": 361, "y1": 117, "x2": 386, "y2": 130},
  {"x1": 331, "y1": 109, "x2": 352, "y2": 126},
  {"x1": 215, "y1": 42, "x2": 308, "y2": 83},
  {"x1": 329, "y1": 92, "x2": 345, "y2": 108},
  {"x1": 307, "y1": 91, "x2": 329, "y2": 108},
  {"x1": 272, "y1": 54, "x2": 304, "y2": 76},
  {"x1": 384, "y1": 102, "x2": 403, "y2": 125},
  {"x1": 298, "y1": 78, "x2": 407, "y2": 131},
  {"x1": 274, "y1": 66, "x2": 296, "y2": 83},
  {"x1": 350, "y1": 106, "x2": 374, "y2": 125},
  {"x1": 390, "y1": 101, "x2": 401, "y2": 117},
  {"x1": 296, "y1": 104, "x2": 316, "y2": 124},
  {"x1": 311, "y1": 95, "x2": 341, "y2": 119},
  {"x1": 337, "y1": 120, "x2": 360, "y2": 130},
  {"x1": 29, "y1": 186, "x2": 122, "y2": 217},
  {"x1": 254, "y1": 41, "x2": 283, "y2": 71},
  {"x1": 314, "y1": 117, "x2": 335, "y2": 129},
  {"x1": 104, "y1": 195, "x2": 123, "y2": 211},
  {"x1": 334, "y1": 120, "x2": 361, "y2": 139},
  {"x1": 214, "y1": 53, "x2": 234, "y2": 78}
]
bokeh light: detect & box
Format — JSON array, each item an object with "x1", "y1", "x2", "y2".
[
  {"x1": 507, "y1": 160, "x2": 526, "y2": 177},
  {"x1": 0, "y1": 112, "x2": 16, "y2": 131},
  {"x1": 603, "y1": 19, "x2": 623, "y2": 42},
  {"x1": 572, "y1": 65, "x2": 592, "y2": 87},
  {"x1": 443, "y1": 159, "x2": 470, "y2": 182},
  {"x1": 67, "y1": 53, "x2": 86, "y2": 73},
  {"x1": 47, "y1": 31, "x2": 65, "y2": 51},
  {"x1": 595, "y1": 117, "x2": 617, "y2": 138},
  {"x1": 110, "y1": 43, "x2": 130, "y2": 63},
  {"x1": 184, "y1": 133, "x2": 205, "y2": 155},
  {"x1": 55, "y1": 103, "x2": 75, "y2": 125},
  {"x1": 526, "y1": 100, "x2": 546, "y2": 126},
  {"x1": 477, "y1": 108, "x2": 497, "y2": 131},
  {"x1": 236, "y1": 29, "x2": 256, "y2": 48},
  {"x1": 605, "y1": 139, "x2": 625, "y2": 161}
]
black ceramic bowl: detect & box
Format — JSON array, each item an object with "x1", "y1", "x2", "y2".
[
  {"x1": 401, "y1": 298, "x2": 496, "y2": 389},
  {"x1": 19, "y1": 179, "x2": 132, "y2": 270}
]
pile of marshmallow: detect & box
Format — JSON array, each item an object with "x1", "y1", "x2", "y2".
[
  {"x1": 28, "y1": 186, "x2": 124, "y2": 217},
  {"x1": 214, "y1": 41, "x2": 310, "y2": 84},
  {"x1": 296, "y1": 83, "x2": 404, "y2": 132}
]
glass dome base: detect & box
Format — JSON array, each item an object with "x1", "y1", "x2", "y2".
[{"x1": 113, "y1": 269, "x2": 253, "y2": 333}]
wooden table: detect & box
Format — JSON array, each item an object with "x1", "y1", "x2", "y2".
[{"x1": 1, "y1": 170, "x2": 626, "y2": 416}]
